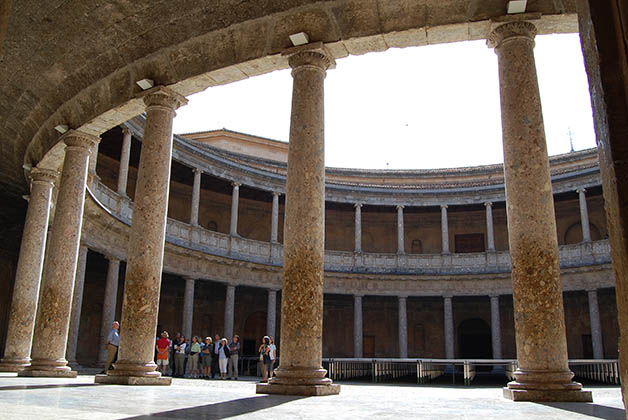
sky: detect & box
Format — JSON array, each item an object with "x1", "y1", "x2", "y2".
[{"x1": 172, "y1": 33, "x2": 596, "y2": 170}]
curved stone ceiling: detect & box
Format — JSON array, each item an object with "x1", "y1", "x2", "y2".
[{"x1": 1, "y1": 1, "x2": 577, "y2": 194}]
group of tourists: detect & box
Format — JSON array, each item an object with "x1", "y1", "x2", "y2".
[
  {"x1": 258, "y1": 335, "x2": 277, "y2": 383},
  {"x1": 155, "y1": 332, "x2": 241, "y2": 379}
]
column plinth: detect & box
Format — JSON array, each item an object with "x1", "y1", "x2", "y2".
[
  {"x1": 19, "y1": 131, "x2": 99, "y2": 378},
  {"x1": 488, "y1": 20, "x2": 591, "y2": 402},
  {"x1": 96, "y1": 86, "x2": 187, "y2": 386},
  {"x1": 257, "y1": 42, "x2": 339, "y2": 396},
  {"x1": 0, "y1": 168, "x2": 57, "y2": 372}
]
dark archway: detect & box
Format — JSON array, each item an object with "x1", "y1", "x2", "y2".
[{"x1": 458, "y1": 318, "x2": 492, "y2": 359}]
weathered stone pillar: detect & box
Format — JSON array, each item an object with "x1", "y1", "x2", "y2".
[
  {"x1": 354, "y1": 203, "x2": 362, "y2": 253},
  {"x1": 353, "y1": 295, "x2": 363, "y2": 358},
  {"x1": 117, "y1": 126, "x2": 132, "y2": 196},
  {"x1": 190, "y1": 168, "x2": 201, "y2": 226},
  {"x1": 182, "y1": 278, "x2": 195, "y2": 340},
  {"x1": 98, "y1": 256, "x2": 120, "y2": 364},
  {"x1": 19, "y1": 130, "x2": 99, "y2": 378},
  {"x1": 96, "y1": 86, "x2": 187, "y2": 385},
  {"x1": 488, "y1": 20, "x2": 591, "y2": 401},
  {"x1": 224, "y1": 284, "x2": 235, "y2": 340},
  {"x1": 490, "y1": 295, "x2": 502, "y2": 359},
  {"x1": 271, "y1": 192, "x2": 280, "y2": 243},
  {"x1": 443, "y1": 295, "x2": 454, "y2": 359},
  {"x1": 0, "y1": 168, "x2": 57, "y2": 372},
  {"x1": 66, "y1": 245, "x2": 88, "y2": 367},
  {"x1": 230, "y1": 182, "x2": 240, "y2": 236},
  {"x1": 485, "y1": 202, "x2": 496, "y2": 251},
  {"x1": 587, "y1": 289, "x2": 604, "y2": 359},
  {"x1": 398, "y1": 296, "x2": 408, "y2": 358},
  {"x1": 441, "y1": 205, "x2": 450, "y2": 254},
  {"x1": 267, "y1": 289, "x2": 278, "y2": 339},
  {"x1": 88, "y1": 141, "x2": 100, "y2": 186},
  {"x1": 396, "y1": 205, "x2": 405, "y2": 254},
  {"x1": 257, "y1": 42, "x2": 339, "y2": 396},
  {"x1": 577, "y1": 188, "x2": 592, "y2": 242}
]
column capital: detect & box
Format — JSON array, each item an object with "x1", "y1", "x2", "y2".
[
  {"x1": 272, "y1": 190, "x2": 281, "y2": 197},
  {"x1": 30, "y1": 167, "x2": 59, "y2": 184},
  {"x1": 576, "y1": 187, "x2": 587, "y2": 194},
  {"x1": 121, "y1": 125, "x2": 131, "y2": 136},
  {"x1": 283, "y1": 42, "x2": 336, "y2": 73},
  {"x1": 140, "y1": 86, "x2": 188, "y2": 111},
  {"x1": 396, "y1": 204, "x2": 404, "y2": 210},
  {"x1": 441, "y1": 204, "x2": 448, "y2": 210},
  {"x1": 192, "y1": 167, "x2": 202, "y2": 175},
  {"x1": 354, "y1": 202, "x2": 363, "y2": 209},
  {"x1": 232, "y1": 182, "x2": 241, "y2": 188},
  {"x1": 487, "y1": 20, "x2": 537, "y2": 49},
  {"x1": 443, "y1": 294, "x2": 453, "y2": 300},
  {"x1": 268, "y1": 287, "x2": 280, "y2": 293},
  {"x1": 61, "y1": 130, "x2": 100, "y2": 151},
  {"x1": 353, "y1": 293, "x2": 364, "y2": 298},
  {"x1": 105, "y1": 255, "x2": 120, "y2": 264},
  {"x1": 484, "y1": 201, "x2": 494, "y2": 208},
  {"x1": 489, "y1": 294, "x2": 500, "y2": 299},
  {"x1": 226, "y1": 283, "x2": 237, "y2": 290},
  {"x1": 586, "y1": 288, "x2": 598, "y2": 294},
  {"x1": 182, "y1": 276, "x2": 196, "y2": 282},
  {"x1": 398, "y1": 295, "x2": 408, "y2": 300}
]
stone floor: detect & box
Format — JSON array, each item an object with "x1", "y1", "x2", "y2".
[{"x1": 0, "y1": 373, "x2": 624, "y2": 419}]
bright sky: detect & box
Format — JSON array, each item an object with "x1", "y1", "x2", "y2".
[{"x1": 173, "y1": 33, "x2": 596, "y2": 170}]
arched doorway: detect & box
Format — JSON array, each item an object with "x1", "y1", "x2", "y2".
[{"x1": 458, "y1": 318, "x2": 492, "y2": 359}]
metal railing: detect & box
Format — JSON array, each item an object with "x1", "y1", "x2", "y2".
[{"x1": 322, "y1": 358, "x2": 620, "y2": 386}]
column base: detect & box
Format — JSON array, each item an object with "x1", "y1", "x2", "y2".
[
  {"x1": 0, "y1": 357, "x2": 30, "y2": 372},
  {"x1": 94, "y1": 373, "x2": 171, "y2": 386},
  {"x1": 503, "y1": 387, "x2": 593, "y2": 402},
  {"x1": 18, "y1": 368, "x2": 77, "y2": 378},
  {"x1": 256, "y1": 382, "x2": 340, "y2": 396}
]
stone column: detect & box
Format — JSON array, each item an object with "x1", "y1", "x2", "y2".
[
  {"x1": 353, "y1": 295, "x2": 363, "y2": 358},
  {"x1": 19, "y1": 130, "x2": 99, "y2": 378},
  {"x1": 190, "y1": 168, "x2": 201, "y2": 226},
  {"x1": 441, "y1": 205, "x2": 450, "y2": 254},
  {"x1": 88, "y1": 141, "x2": 100, "y2": 186},
  {"x1": 485, "y1": 202, "x2": 496, "y2": 251},
  {"x1": 488, "y1": 21, "x2": 590, "y2": 401},
  {"x1": 398, "y1": 296, "x2": 408, "y2": 358},
  {"x1": 490, "y1": 295, "x2": 502, "y2": 359},
  {"x1": 224, "y1": 284, "x2": 235, "y2": 340},
  {"x1": 117, "y1": 126, "x2": 132, "y2": 196},
  {"x1": 587, "y1": 289, "x2": 604, "y2": 359},
  {"x1": 354, "y1": 203, "x2": 362, "y2": 253},
  {"x1": 396, "y1": 205, "x2": 405, "y2": 254},
  {"x1": 66, "y1": 245, "x2": 88, "y2": 367},
  {"x1": 577, "y1": 188, "x2": 592, "y2": 242},
  {"x1": 0, "y1": 168, "x2": 57, "y2": 372},
  {"x1": 96, "y1": 86, "x2": 187, "y2": 385},
  {"x1": 230, "y1": 182, "x2": 240, "y2": 236},
  {"x1": 443, "y1": 295, "x2": 454, "y2": 359},
  {"x1": 267, "y1": 289, "x2": 278, "y2": 339},
  {"x1": 182, "y1": 278, "x2": 195, "y2": 340},
  {"x1": 271, "y1": 192, "x2": 280, "y2": 243},
  {"x1": 98, "y1": 256, "x2": 120, "y2": 364},
  {"x1": 257, "y1": 42, "x2": 339, "y2": 396}
]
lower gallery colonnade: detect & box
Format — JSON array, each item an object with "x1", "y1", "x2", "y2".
[{"x1": 0, "y1": 11, "x2": 623, "y2": 403}]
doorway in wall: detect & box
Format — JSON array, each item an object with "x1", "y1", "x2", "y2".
[{"x1": 458, "y1": 318, "x2": 492, "y2": 359}]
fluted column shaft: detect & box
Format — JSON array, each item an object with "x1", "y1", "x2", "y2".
[
  {"x1": 578, "y1": 189, "x2": 592, "y2": 242},
  {"x1": 489, "y1": 21, "x2": 588, "y2": 400},
  {"x1": 20, "y1": 131, "x2": 99, "y2": 377},
  {"x1": 260, "y1": 43, "x2": 339, "y2": 395},
  {"x1": 230, "y1": 183, "x2": 240, "y2": 236},
  {"x1": 117, "y1": 127, "x2": 132, "y2": 196},
  {"x1": 398, "y1": 296, "x2": 408, "y2": 358},
  {"x1": 66, "y1": 245, "x2": 88, "y2": 366},
  {"x1": 353, "y1": 295, "x2": 363, "y2": 358},
  {"x1": 354, "y1": 203, "x2": 362, "y2": 253},
  {"x1": 490, "y1": 295, "x2": 502, "y2": 359},
  {"x1": 100, "y1": 87, "x2": 187, "y2": 385},
  {"x1": 485, "y1": 202, "x2": 496, "y2": 251},
  {"x1": 267, "y1": 289, "x2": 278, "y2": 339},
  {"x1": 190, "y1": 168, "x2": 201, "y2": 226},
  {"x1": 182, "y1": 278, "x2": 195, "y2": 340},
  {"x1": 271, "y1": 192, "x2": 280, "y2": 243},
  {"x1": 444, "y1": 296, "x2": 454, "y2": 359},
  {"x1": 224, "y1": 285, "x2": 235, "y2": 340},
  {"x1": 397, "y1": 205, "x2": 405, "y2": 254},
  {"x1": 441, "y1": 205, "x2": 450, "y2": 254},
  {"x1": 587, "y1": 289, "x2": 604, "y2": 359},
  {"x1": 98, "y1": 257, "x2": 120, "y2": 364},
  {"x1": 0, "y1": 168, "x2": 57, "y2": 371}
]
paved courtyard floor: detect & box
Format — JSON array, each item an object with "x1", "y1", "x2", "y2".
[{"x1": 0, "y1": 372, "x2": 624, "y2": 419}]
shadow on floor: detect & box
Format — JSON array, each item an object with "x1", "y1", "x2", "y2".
[
  {"x1": 539, "y1": 402, "x2": 626, "y2": 420},
  {"x1": 0, "y1": 383, "x2": 99, "y2": 391},
  {"x1": 124, "y1": 395, "x2": 306, "y2": 419}
]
